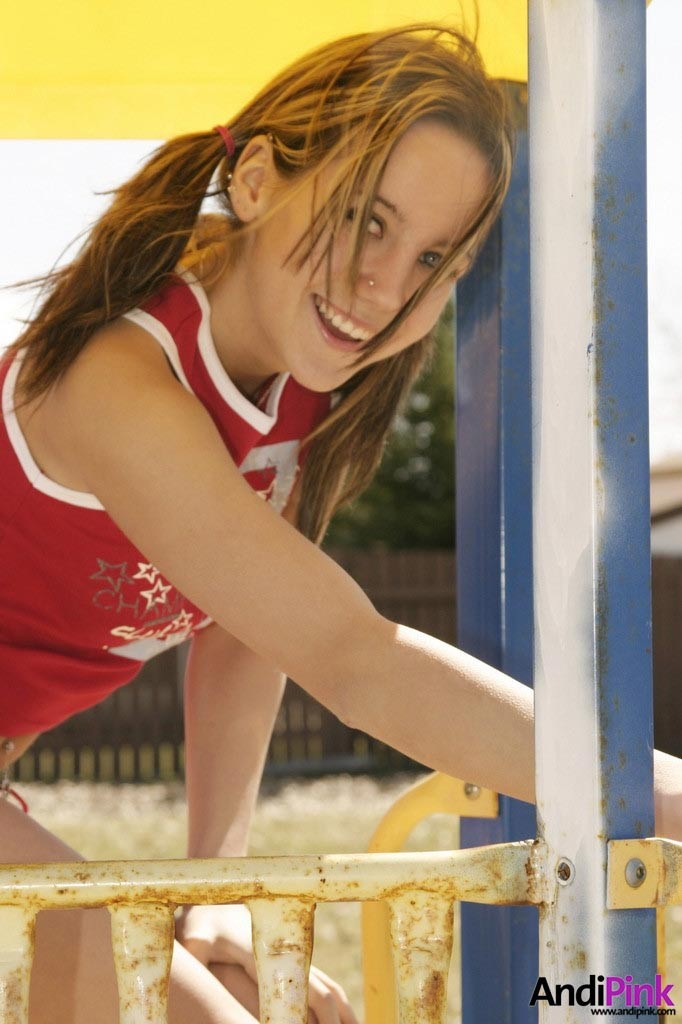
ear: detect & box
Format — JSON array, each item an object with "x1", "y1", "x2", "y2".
[{"x1": 228, "y1": 135, "x2": 278, "y2": 223}]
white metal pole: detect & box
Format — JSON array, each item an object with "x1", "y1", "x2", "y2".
[{"x1": 529, "y1": 0, "x2": 656, "y2": 1014}]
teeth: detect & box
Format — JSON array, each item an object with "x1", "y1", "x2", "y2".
[{"x1": 315, "y1": 297, "x2": 371, "y2": 342}]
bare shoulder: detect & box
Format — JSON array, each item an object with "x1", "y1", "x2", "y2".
[
  {"x1": 15, "y1": 317, "x2": 188, "y2": 493},
  {"x1": 56, "y1": 316, "x2": 184, "y2": 406},
  {"x1": 51, "y1": 316, "x2": 209, "y2": 465}
]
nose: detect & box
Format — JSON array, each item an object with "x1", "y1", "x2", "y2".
[{"x1": 356, "y1": 243, "x2": 415, "y2": 312}]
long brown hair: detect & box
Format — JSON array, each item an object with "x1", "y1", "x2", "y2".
[{"x1": 8, "y1": 24, "x2": 513, "y2": 543}]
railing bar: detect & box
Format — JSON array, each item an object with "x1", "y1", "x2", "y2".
[
  {"x1": 109, "y1": 902, "x2": 175, "y2": 1024},
  {"x1": 248, "y1": 898, "x2": 314, "y2": 1024},
  {"x1": 0, "y1": 842, "x2": 541, "y2": 909},
  {"x1": 388, "y1": 892, "x2": 454, "y2": 1024},
  {"x1": 0, "y1": 906, "x2": 37, "y2": 1024}
]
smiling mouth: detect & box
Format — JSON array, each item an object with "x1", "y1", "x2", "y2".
[{"x1": 314, "y1": 295, "x2": 373, "y2": 344}]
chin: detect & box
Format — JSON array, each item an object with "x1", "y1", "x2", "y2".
[
  {"x1": 287, "y1": 354, "x2": 349, "y2": 395},
  {"x1": 289, "y1": 368, "x2": 340, "y2": 395}
]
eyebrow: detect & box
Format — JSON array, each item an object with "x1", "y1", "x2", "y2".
[
  {"x1": 375, "y1": 195, "x2": 405, "y2": 222},
  {"x1": 375, "y1": 194, "x2": 453, "y2": 251}
]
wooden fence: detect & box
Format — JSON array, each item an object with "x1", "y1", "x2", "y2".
[
  {"x1": 652, "y1": 555, "x2": 682, "y2": 759},
  {"x1": 13, "y1": 550, "x2": 682, "y2": 782}
]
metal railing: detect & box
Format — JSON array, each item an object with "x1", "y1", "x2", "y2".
[
  {"x1": 0, "y1": 843, "x2": 540, "y2": 1023},
  {"x1": 0, "y1": 775, "x2": 675, "y2": 1023}
]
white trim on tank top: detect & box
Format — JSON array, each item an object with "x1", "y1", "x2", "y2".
[
  {"x1": 179, "y1": 270, "x2": 290, "y2": 433},
  {"x1": 3, "y1": 274, "x2": 288, "y2": 508},
  {"x1": 2, "y1": 351, "x2": 105, "y2": 509}
]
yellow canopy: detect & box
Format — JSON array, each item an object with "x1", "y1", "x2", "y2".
[{"x1": 1, "y1": 0, "x2": 526, "y2": 138}]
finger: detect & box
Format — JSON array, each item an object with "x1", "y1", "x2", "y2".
[
  {"x1": 310, "y1": 967, "x2": 350, "y2": 996},
  {"x1": 309, "y1": 971, "x2": 361, "y2": 1024},
  {"x1": 307, "y1": 982, "x2": 341, "y2": 1024},
  {"x1": 309, "y1": 966, "x2": 358, "y2": 1024}
]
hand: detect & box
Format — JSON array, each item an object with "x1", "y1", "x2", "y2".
[
  {"x1": 177, "y1": 904, "x2": 360, "y2": 1024},
  {"x1": 654, "y1": 750, "x2": 682, "y2": 841}
]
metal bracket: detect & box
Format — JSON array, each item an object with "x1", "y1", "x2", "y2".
[{"x1": 607, "y1": 838, "x2": 682, "y2": 908}]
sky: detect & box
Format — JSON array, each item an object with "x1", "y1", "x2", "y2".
[{"x1": 1, "y1": 0, "x2": 680, "y2": 465}]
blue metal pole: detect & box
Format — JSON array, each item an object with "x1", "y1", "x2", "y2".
[{"x1": 457, "y1": 83, "x2": 538, "y2": 1024}]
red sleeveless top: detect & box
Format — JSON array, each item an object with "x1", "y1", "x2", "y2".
[{"x1": 0, "y1": 273, "x2": 331, "y2": 733}]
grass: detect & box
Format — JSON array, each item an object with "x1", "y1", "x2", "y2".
[{"x1": 18, "y1": 774, "x2": 682, "y2": 1020}]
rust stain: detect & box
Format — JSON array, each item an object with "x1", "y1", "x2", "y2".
[
  {"x1": 0, "y1": 971, "x2": 25, "y2": 1024},
  {"x1": 420, "y1": 969, "x2": 445, "y2": 1014},
  {"x1": 570, "y1": 947, "x2": 588, "y2": 972}
]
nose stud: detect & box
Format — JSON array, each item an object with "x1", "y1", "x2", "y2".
[{"x1": 368, "y1": 279, "x2": 375, "y2": 287}]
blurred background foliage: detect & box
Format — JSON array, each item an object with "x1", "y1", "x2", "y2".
[{"x1": 326, "y1": 301, "x2": 456, "y2": 550}]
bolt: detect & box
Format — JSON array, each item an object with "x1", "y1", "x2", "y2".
[
  {"x1": 625, "y1": 858, "x2": 646, "y2": 888},
  {"x1": 464, "y1": 783, "x2": 481, "y2": 800},
  {"x1": 556, "y1": 859, "x2": 575, "y2": 885}
]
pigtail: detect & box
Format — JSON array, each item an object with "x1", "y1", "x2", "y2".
[{"x1": 9, "y1": 130, "x2": 230, "y2": 404}]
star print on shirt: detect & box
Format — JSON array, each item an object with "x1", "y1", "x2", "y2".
[
  {"x1": 139, "y1": 578, "x2": 173, "y2": 612},
  {"x1": 132, "y1": 562, "x2": 161, "y2": 585},
  {"x1": 89, "y1": 559, "x2": 135, "y2": 592},
  {"x1": 167, "y1": 609, "x2": 194, "y2": 633}
]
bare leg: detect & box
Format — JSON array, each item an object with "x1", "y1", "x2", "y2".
[{"x1": 0, "y1": 800, "x2": 258, "y2": 1024}]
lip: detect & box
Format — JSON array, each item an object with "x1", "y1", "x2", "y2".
[
  {"x1": 312, "y1": 295, "x2": 372, "y2": 353},
  {"x1": 314, "y1": 295, "x2": 375, "y2": 334}
]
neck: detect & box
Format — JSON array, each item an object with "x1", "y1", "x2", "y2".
[{"x1": 201, "y1": 257, "x2": 283, "y2": 398}]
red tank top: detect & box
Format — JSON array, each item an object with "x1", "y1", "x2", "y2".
[{"x1": 0, "y1": 273, "x2": 331, "y2": 734}]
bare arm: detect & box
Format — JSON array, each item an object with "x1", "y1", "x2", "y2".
[
  {"x1": 184, "y1": 481, "x2": 304, "y2": 859},
  {"x1": 53, "y1": 322, "x2": 681, "y2": 831},
  {"x1": 183, "y1": 622, "x2": 285, "y2": 859},
  {"x1": 52, "y1": 323, "x2": 532, "y2": 797},
  {"x1": 180, "y1": 621, "x2": 358, "y2": 1023}
]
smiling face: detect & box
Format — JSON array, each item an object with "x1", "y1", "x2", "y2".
[{"x1": 211, "y1": 119, "x2": 491, "y2": 394}]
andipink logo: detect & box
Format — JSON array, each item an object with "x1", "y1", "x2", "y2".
[{"x1": 530, "y1": 974, "x2": 675, "y2": 1013}]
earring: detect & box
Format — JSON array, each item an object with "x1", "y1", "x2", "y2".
[
  {"x1": 368, "y1": 279, "x2": 375, "y2": 287},
  {"x1": 225, "y1": 173, "x2": 238, "y2": 220}
]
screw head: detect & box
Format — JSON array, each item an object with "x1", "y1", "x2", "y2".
[
  {"x1": 556, "y1": 858, "x2": 575, "y2": 885},
  {"x1": 464, "y1": 783, "x2": 481, "y2": 800},
  {"x1": 625, "y1": 858, "x2": 647, "y2": 888}
]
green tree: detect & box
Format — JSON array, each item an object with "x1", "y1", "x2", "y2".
[{"x1": 326, "y1": 302, "x2": 455, "y2": 550}]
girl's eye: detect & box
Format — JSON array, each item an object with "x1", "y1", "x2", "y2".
[
  {"x1": 367, "y1": 216, "x2": 383, "y2": 238},
  {"x1": 345, "y1": 208, "x2": 384, "y2": 238},
  {"x1": 420, "y1": 251, "x2": 443, "y2": 270}
]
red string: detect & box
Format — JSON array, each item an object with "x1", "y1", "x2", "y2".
[{"x1": 4, "y1": 788, "x2": 29, "y2": 814}]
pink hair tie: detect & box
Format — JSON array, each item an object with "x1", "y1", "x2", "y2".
[{"x1": 213, "y1": 124, "x2": 236, "y2": 159}]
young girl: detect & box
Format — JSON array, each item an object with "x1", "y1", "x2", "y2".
[{"x1": 1, "y1": 23, "x2": 680, "y2": 1024}]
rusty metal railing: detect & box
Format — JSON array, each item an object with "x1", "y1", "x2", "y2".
[
  {"x1": 2, "y1": 781, "x2": 677, "y2": 1023},
  {"x1": 0, "y1": 842, "x2": 543, "y2": 1023}
]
